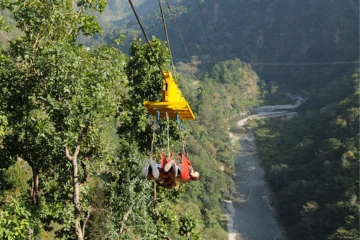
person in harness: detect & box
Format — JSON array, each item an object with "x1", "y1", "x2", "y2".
[
  {"x1": 142, "y1": 152, "x2": 199, "y2": 189},
  {"x1": 142, "y1": 153, "x2": 178, "y2": 189},
  {"x1": 166, "y1": 152, "x2": 199, "y2": 183}
]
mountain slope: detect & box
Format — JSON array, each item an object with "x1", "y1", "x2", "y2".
[{"x1": 103, "y1": 0, "x2": 359, "y2": 89}]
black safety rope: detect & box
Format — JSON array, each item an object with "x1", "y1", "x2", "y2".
[
  {"x1": 178, "y1": 120, "x2": 186, "y2": 153},
  {"x1": 150, "y1": 116, "x2": 158, "y2": 160},
  {"x1": 166, "y1": 112, "x2": 170, "y2": 158}
]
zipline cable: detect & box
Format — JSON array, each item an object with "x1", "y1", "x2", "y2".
[
  {"x1": 129, "y1": 0, "x2": 226, "y2": 173},
  {"x1": 242, "y1": 136, "x2": 258, "y2": 203},
  {"x1": 240, "y1": 163, "x2": 256, "y2": 203},
  {"x1": 157, "y1": 0, "x2": 176, "y2": 76},
  {"x1": 254, "y1": 68, "x2": 357, "y2": 74},
  {"x1": 187, "y1": 120, "x2": 223, "y2": 170},
  {"x1": 196, "y1": 0, "x2": 216, "y2": 66},
  {"x1": 128, "y1": 0, "x2": 166, "y2": 80},
  {"x1": 164, "y1": 0, "x2": 192, "y2": 64},
  {"x1": 242, "y1": 131, "x2": 266, "y2": 203}
]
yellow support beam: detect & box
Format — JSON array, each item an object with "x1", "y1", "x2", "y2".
[{"x1": 144, "y1": 71, "x2": 196, "y2": 120}]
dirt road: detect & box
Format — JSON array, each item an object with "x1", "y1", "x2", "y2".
[
  {"x1": 252, "y1": 100, "x2": 302, "y2": 112},
  {"x1": 236, "y1": 111, "x2": 296, "y2": 127}
]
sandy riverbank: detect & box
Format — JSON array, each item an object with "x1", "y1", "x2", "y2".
[{"x1": 222, "y1": 199, "x2": 238, "y2": 240}]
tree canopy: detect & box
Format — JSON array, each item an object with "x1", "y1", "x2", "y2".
[{"x1": 254, "y1": 70, "x2": 359, "y2": 240}]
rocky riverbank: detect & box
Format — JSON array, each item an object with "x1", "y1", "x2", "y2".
[{"x1": 223, "y1": 100, "x2": 303, "y2": 239}]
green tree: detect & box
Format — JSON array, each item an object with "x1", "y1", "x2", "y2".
[
  {"x1": 0, "y1": 0, "x2": 128, "y2": 239},
  {"x1": 254, "y1": 70, "x2": 360, "y2": 240}
]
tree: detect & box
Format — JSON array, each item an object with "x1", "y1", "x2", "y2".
[
  {"x1": 254, "y1": 70, "x2": 359, "y2": 240},
  {"x1": 0, "y1": 1, "x2": 127, "y2": 239}
]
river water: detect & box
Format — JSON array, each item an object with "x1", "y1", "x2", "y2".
[
  {"x1": 222, "y1": 102, "x2": 301, "y2": 240},
  {"x1": 225, "y1": 133, "x2": 286, "y2": 240}
]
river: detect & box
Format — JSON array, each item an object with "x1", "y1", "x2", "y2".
[{"x1": 222, "y1": 102, "x2": 302, "y2": 240}]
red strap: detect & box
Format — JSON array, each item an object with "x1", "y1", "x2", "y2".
[
  {"x1": 160, "y1": 153, "x2": 167, "y2": 168},
  {"x1": 180, "y1": 153, "x2": 190, "y2": 181}
]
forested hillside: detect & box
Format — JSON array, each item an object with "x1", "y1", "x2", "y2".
[
  {"x1": 253, "y1": 70, "x2": 359, "y2": 240},
  {"x1": 0, "y1": 1, "x2": 263, "y2": 239},
  {"x1": 100, "y1": 0, "x2": 359, "y2": 90},
  {"x1": 5, "y1": 0, "x2": 357, "y2": 90},
  {"x1": 0, "y1": 0, "x2": 359, "y2": 239},
  {"x1": 98, "y1": 1, "x2": 359, "y2": 239}
]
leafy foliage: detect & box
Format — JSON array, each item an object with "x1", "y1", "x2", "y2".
[
  {"x1": 0, "y1": 0, "x2": 128, "y2": 239},
  {"x1": 254, "y1": 70, "x2": 360, "y2": 240},
  {"x1": 0, "y1": 195, "x2": 39, "y2": 240}
]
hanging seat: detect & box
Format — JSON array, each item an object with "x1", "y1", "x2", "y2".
[{"x1": 144, "y1": 71, "x2": 196, "y2": 120}]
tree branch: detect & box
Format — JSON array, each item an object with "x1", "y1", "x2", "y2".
[
  {"x1": 74, "y1": 125, "x2": 88, "y2": 158},
  {"x1": 23, "y1": 23, "x2": 28, "y2": 32},
  {"x1": 27, "y1": 228, "x2": 33, "y2": 240},
  {"x1": 32, "y1": 32, "x2": 41, "y2": 50},
  {"x1": 82, "y1": 207, "x2": 92, "y2": 237},
  {"x1": 66, "y1": 5, "x2": 85, "y2": 37},
  {"x1": 120, "y1": 208, "x2": 132, "y2": 234},
  {"x1": 79, "y1": 158, "x2": 89, "y2": 187},
  {"x1": 65, "y1": 146, "x2": 72, "y2": 161},
  {"x1": 153, "y1": 181, "x2": 159, "y2": 217},
  {"x1": 74, "y1": 144, "x2": 81, "y2": 159}
]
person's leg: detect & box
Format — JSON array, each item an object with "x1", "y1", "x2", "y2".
[
  {"x1": 164, "y1": 159, "x2": 178, "y2": 177},
  {"x1": 141, "y1": 160, "x2": 151, "y2": 178},
  {"x1": 141, "y1": 158, "x2": 160, "y2": 179},
  {"x1": 176, "y1": 165, "x2": 193, "y2": 175},
  {"x1": 164, "y1": 161, "x2": 172, "y2": 172}
]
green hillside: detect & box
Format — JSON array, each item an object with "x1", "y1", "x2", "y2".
[
  {"x1": 254, "y1": 70, "x2": 359, "y2": 240},
  {"x1": 0, "y1": 0, "x2": 358, "y2": 239},
  {"x1": 103, "y1": 0, "x2": 358, "y2": 90}
]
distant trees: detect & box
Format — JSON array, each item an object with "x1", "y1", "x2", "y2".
[
  {"x1": 100, "y1": 0, "x2": 359, "y2": 93},
  {"x1": 255, "y1": 70, "x2": 360, "y2": 240}
]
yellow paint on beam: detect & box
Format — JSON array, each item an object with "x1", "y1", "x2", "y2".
[{"x1": 144, "y1": 71, "x2": 196, "y2": 120}]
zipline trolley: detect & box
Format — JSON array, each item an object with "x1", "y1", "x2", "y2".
[{"x1": 144, "y1": 71, "x2": 196, "y2": 121}]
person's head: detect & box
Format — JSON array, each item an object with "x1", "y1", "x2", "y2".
[{"x1": 190, "y1": 171, "x2": 200, "y2": 180}]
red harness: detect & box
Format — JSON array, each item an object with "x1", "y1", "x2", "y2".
[
  {"x1": 180, "y1": 153, "x2": 192, "y2": 182},
  {"x1": 149, "y1": 152, "x2": 195, "y2": 186}
]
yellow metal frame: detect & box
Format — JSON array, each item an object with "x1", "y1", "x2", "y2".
[{"x1": 144, "y1": 71, "x2": 196, "y2": 120}]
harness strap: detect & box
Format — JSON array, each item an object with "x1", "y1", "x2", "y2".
[
  {"x1": 166, "y1": 112, "x2": 170, "y2": 158},
  {"x1": 180, "y1": 153, "x2": 190, "y2": 181},
  {"x1": 160, "y1": 152, "x2": 167, "y2": 169}
]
